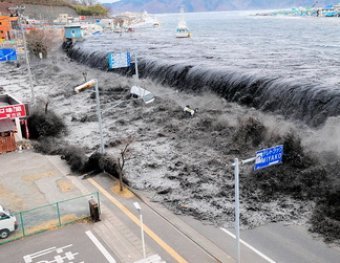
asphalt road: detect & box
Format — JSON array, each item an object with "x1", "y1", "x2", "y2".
[
  {"x1": 0, "y1": 224, "x2": 117, "y2": 263},
  {"x1": 179, "y1": 213, "x2": 340, "y2": 263}
]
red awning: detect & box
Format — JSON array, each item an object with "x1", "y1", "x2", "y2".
[{"x1": 0, "y1": 119, "x2": 16, "y2": 132}]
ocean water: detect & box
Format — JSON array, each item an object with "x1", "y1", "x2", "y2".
[
  {"x1": 84, "y1": 11, "x2": 340, "y2": 86},
  {"x1": 70, "y1": 11, "x2": 340, "y2": 126}
]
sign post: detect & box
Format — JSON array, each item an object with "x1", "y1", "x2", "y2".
[
  {"x1": 134, "y1": 51, "x2": 139, "y2": 80},
  {"x1": 234, "y1": 158, "x2": 240, "y2": 263},
  {"x1": 232, "y1": 145, "x2": 283, "y2": 263}
]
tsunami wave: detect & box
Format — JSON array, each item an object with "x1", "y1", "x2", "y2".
[{"x1": 67, "y1": 44, "x2": 340, "y2": 127}]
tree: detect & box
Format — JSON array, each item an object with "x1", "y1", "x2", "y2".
[
  {"x1": 118, "y1": 138, "x2": 133, "y2": 191},
  {"x1": 26, "y1": 28, "x2": 59, "y2": 59}
]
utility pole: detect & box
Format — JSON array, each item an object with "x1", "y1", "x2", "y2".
[
  {"x1": 74, "y1": 79, "x2": 105, "y2": 154},
  {"x1": 15, "y1": 5, "x2": 35, "y2": 104},
  {"x1": 134, "y1": 51, "x2": 139, "y2": 80}
]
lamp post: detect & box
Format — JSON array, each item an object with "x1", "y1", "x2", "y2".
[
  {"x1": 133, "y1": 202, "x2": 146, "y2": 259},
  {"x1": 74, "y1": 79, "x2": 105, "y2": 154}
]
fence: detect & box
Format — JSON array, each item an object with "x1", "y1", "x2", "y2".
[{"x1": 0, "y1": 192, "x2": 100, "y2": 245}]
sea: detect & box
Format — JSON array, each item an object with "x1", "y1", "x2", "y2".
[{"x1": 69, "y1": 11, "x2": 340, "y2": 126}]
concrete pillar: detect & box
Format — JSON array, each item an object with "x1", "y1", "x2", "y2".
[{"x1": 14, "y1": 117, "x2": 22, "y2": 141}]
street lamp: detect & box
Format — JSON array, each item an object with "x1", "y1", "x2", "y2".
[
  {"x1": 133, "y1": 201, "x2": 146, "y2": 259},
  {"x1": 74, "y1": 79, "x2": 105, "y2": 154}
]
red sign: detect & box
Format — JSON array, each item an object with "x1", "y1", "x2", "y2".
[{"x1": 0, "y1": 104, "x2": 26, "y2": 119}]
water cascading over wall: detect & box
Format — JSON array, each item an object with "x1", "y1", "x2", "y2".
[{"x1": 67, "y1": 44, "x2": 340, "y2": 127}]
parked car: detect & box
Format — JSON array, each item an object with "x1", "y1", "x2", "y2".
[{"x1": 0, "y1": 205, "x2": 18, "y2": 239}]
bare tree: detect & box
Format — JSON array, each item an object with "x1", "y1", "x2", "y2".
[
  {"x1": 26, "y1": 28, "x2": 61, "y2": 59},
  {"x1": 118, "y1": 138, "x2": 133, "y2": 191}
]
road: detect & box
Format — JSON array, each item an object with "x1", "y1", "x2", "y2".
[
  {"x1": 1, "y1": 152, "x2": 340, "y2": 263},
  {"x1": 0, "y1": 224, "x2": 117, "y2": 263}
]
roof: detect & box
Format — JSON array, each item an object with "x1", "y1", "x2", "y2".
[
  {"x1": 0, "y1": 119, "x2": 16, "y2": 132},
  {"x1": 64, "y1": 25, "x2": 81, "y2": 28},
  {"x1": 0, "y1": 94, "x2": 22, "y2": 106}
]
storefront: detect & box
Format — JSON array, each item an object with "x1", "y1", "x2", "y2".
[
  {"x1": 0, "y1": 94, "x2": 28, "y2": 153},
  {"x1": 0, "y1": 118, "x2": 16, "y2": 154}
]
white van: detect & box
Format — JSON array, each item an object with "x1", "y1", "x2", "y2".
[{"x1": 0, "y1": 205, "x2": 18, "y2": 239}]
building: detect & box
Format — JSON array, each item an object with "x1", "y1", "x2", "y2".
[
  {"x1": 0, "y1": 16, "x2": 18, "y2": 43},
  {"x1": 0, "y1": 94, "x2": 29, "y2": 154},
  {"x1": 0, "y1": 118, "x2": 17, "y2": 154},
  {"x1": 64, "y1": 25, "x2": 84, "y2": 40}
]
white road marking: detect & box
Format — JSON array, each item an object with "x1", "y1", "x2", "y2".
[
  {"x1": 23, "y1": 244, "x2": 74, "y2": 263},
  {"x1": 85, "y1": 230, "x2": 117, "y2": 263},
  {"x1": 220, "y1": 227, "x2": 276, "y2": 263}
]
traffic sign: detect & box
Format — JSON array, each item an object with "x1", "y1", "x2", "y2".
[
  {"x1": 0, "y1": 48, "x2": 17, "y2": 62},
  {"x1": 254, "y1": 145, "x2": 283, "y2": 170},
  {"x1": 107, "y1": 51, "x2": 131, "y2": 69}
]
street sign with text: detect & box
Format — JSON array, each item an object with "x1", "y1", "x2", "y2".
[
  {"x1": 254, "y1": 145, "x2": 283, "y2": 171},
  {"x1": 108, "y1": 51, "x2": 131, "y2": 69},
  {"x1": 0, "y1": 104, "x2": 26, "y2": 119}
]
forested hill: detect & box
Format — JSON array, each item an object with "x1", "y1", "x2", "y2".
[{"x1": 104, "y1": 0, "x2": 340, "y2": 13}]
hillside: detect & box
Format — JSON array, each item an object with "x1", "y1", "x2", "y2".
[
  {"x1": 0, "y1": 1, "x2": 110, "y2": 19},
  {"x1": 0, "y1": 0, "x2": 72, "y2": 6},
  {"x1": 104, "y1": 0, "x2": 340, "y2": 13}
]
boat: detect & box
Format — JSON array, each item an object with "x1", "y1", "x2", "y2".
[
  {"x1": 176, "y1": 21, "x2": 191, "y2": 38},
  {"x1": 153, "y1": 19, "x2": 160, "y2": 28},
  {"x1": 176, "y1": 8, "x2": 191, "y2": 38}
]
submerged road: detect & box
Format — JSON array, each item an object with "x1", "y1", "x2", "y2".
[{"x1": 46, "y1": 155, "x2": 340, "y2": 263}]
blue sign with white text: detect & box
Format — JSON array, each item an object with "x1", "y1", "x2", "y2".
[
  {"x1": 0, "y1": 48, "x2": 17, "y2": 62},
  {"x1": 108, "y1": 51, "x2": 131, "y2": 69},
  {"x1": 254, "y1": 145, "x2": 283, "y2": 171}
]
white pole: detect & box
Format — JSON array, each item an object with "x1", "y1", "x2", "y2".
[
  {"x1": 14, "y1": 117, "x2": 22, "y2": 141},
  {"x1": 94, "y1": 80, "x2": 105, "y2": 154},
  {"x1": 234, "y1": 158, "x2": 240, "y2": 263},
  {"x1": 18, "y1": 7, "x2": 35, "y2": 104},
  {"x1": 139, "y1": 212, "x2": 146, "y2": 259}
]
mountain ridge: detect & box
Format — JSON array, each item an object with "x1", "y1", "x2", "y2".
[{"x1": 104, "y1": 0, "x2": 340, "y2": 14}]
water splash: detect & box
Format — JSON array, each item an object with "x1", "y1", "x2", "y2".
[{"x1": 67, "y1": 44, "x2": 340, "y2": 127}]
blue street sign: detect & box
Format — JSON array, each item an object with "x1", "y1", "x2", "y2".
[
  {"x1": 107, "y1": 51, "x2": 131, "y2": 69},
  {"x1": 0, "y1": 48, "x2": 17, "y2": 62},
  {"x1": 254, "y1": 145, "x2": 283, "y2": 170}
]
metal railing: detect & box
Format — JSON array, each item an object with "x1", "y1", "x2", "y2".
[{"x1": 0, "y1": 192, "x2": 100, "y2": 245}]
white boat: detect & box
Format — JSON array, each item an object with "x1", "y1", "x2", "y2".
[
  {"x1": 176, "y1": 21, "x2": 191, "y2": 38},
  {"x1": 176, "y1": 8, "x2": 191, "y2": 38}
]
